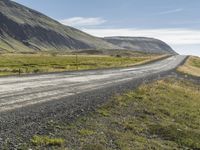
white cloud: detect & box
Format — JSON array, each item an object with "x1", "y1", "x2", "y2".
[
  {"x1": 157, "y1": 8, "x2": 183, "y2": 15},
  {"x1": 82, "y1": 28, "x2": 200, "y2": 45},
  {"x1": 82, "y1": 28, "x2": 200, "y2": 56},
  {"x1": 60, "y1": 17, "x2": 106, "y2": 27}
]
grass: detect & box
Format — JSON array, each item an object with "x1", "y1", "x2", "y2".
[
  {"x1": 24, "y1": 78, "x2": 200, "y2": 149},
  {"x1": 0, "y1": 53, "x2": 165, "y2": 76},
  {"x1": 178, "y1": 56, "x2": 200, "y2": 76}
]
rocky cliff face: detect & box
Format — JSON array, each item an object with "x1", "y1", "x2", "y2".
[
  {"x1": 0, "y1": 12, "x2": 92, "y2": 51},
  {"x1": 104, "y1": 37, "x2": 177, "y2": 54}
]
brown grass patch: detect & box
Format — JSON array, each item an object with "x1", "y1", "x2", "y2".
[{"x1": 177, "y1": 56, "x2": 200, "y2": 77}]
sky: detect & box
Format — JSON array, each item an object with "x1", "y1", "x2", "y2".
[{"x1": 13, "y1": 0, "x2": 200, "y2": 56}]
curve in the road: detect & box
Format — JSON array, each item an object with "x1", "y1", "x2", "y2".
[{"x1": 0, "y1": 55, "x2": 187, "y2": 112}]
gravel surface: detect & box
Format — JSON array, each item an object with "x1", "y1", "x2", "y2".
[{"x1": 0, "y1": 55, "x2": 188, "y2": 148}]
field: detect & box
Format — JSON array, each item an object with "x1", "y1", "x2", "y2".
[
  {"x1": 178, "y1": 56, "x2": 200, "y2": 76},
  {"x1": 17, "y1": 78, "x2": 200, "y2": 149},
  {"x1": 0, "y1": 53, "x2": 164, "y2": 76}
]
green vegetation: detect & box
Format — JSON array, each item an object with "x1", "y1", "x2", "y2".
[
  {"x1": 26, "y1": 78, "x2": 200, "y2": 149},
  {"x1": 178, "y1": 56, "x2": 200, "y2": 76},
  {"x1": 79, "y1": 129, "x2": 96, "y2": 136},
  {"x1": 0, "y1": 53, "x2": 162, "y2": 76},
  {"x1": 31, "y1": 135, "x2": 64, "y2": 146}
]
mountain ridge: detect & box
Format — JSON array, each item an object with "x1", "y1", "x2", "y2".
[
  {"x1": 0, "y1": 0, "x2": 176, "y2": 54},
  {"x1": 0, "y1": 0, "x2": 118, "y2": 52}
]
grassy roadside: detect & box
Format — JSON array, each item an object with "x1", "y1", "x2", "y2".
[
  {"x1": 177, "y1": 56, "x2": 200, "y2": 77},
  {"x1": 17, "y1": 78, "x2": 200, "y2": 150},
  {"x1": 0, "y1": 53, "x2": 166, "y2": 76}
]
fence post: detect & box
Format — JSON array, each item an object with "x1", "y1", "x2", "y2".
[
  {"x1": 19, "y1": 68, "x2": 21, "y2": 76},
  {"x1": 76, "y1": 54, "x2": 78, "y2": 70}
]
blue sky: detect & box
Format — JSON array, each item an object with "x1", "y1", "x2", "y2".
[{"x1": 13, "y1": 0, "x2": 200, "y2": 56}]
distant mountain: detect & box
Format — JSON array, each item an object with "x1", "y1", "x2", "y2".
[
  {"x1": 104, "y1": 37, "x2": 177, "y2": 54},
  {"x1": 0, "y1": 0, "x2": 118, "y2": 52}
]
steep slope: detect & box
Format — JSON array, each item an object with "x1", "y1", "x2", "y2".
[
  {"x1": 0, "y1": 0, "x2": 117, "y2": 52},
  {"x1": 104, "y1": 37, "x2": 176, "y2": 54}
]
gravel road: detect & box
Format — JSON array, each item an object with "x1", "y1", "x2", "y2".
[{"x1": 0, "y1": 55, "x2": 187, "y2": 147}]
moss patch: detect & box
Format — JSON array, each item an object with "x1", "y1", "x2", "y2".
[{"x1": 31, "y1": 135, "x2": 65, "y2": 147}]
